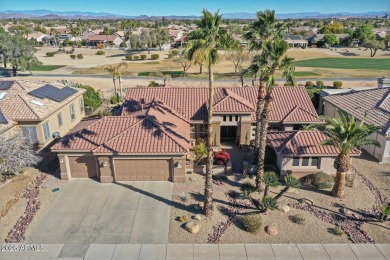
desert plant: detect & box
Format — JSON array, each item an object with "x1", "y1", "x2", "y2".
[
  {"x1": 76, "y1": 54, "x2": 83, "y2": 59},
  {"x1": 110, "y1": 95, "x2": 119, "y2": 104},
  {"x1": 179, "y1": 215, "x2": 189, "y2": 222},
  {"x1": 151, "y1": 54, "x2": 159, "y2": 60},
  {"x1": 125, "y1": 55, "x2": 133, "y2": 60},
  {"x1": 311, "y1": 171, "x2": 334, "y2": 190},
  {"x1": 241, "y1": 214, "x2": 262, "y2": 234},
  {"x1": 289, "y1": 214, "x2": 305, "y2": 224},
  {"x1": 148, "y1": 81, "x2": 159, "y2": 87},
  {"x1": 333, "y1": 81, "x2": 343, "y2": 89},
  {"x1": 240, "y1": 182, "x2": 257, "y2": 199},
  {"x1": 140, "y1": 54, "x2": 147, "y2": 60},
  {"x1": 262, "y1": 171, "x2": 279, "y2": 197},
  {"x1": 96, "y1": 50, "x2": 105, "y2": 55},
  {"x1": 46, "y1": 52, "x2": 55, "y2": 57},
  {"x1": 192, "y1": 141, "x2": 207, "y2": 164},
  {"x1": 70, "y1": 54, "x2": 76, "y2": 59},
  {"x1": 133, "y1": 55, "x2": 139, "y2": 61},
  {"x1": 274, "y1": 175, "x2": 300, "y2": 201},
  {"x1": 260, "y1": 196, "x2": 278, "y2": 212},
  {"x1": 171, "y1": 50, "x2": 180, "y2": 56},
  {"x1": 167, "y1": 53, "x2": 174, "y2": 59},
  {"x1": 316, "y1": 80, "x2": 324, "y2": 88},
  {"x1": 380, "y1": 204, "x2": 390, "y2": 222},
  {"x1": 305, "y1": 81, "x2": 314, "y2": 88},
  {"x1": 331, "y1": 226, "x2": 345, "y2": 236},
  {"x1": 119, "y1": 42, "x2": 127, "y2": 48}
]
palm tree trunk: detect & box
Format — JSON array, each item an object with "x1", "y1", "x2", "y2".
[
  {"x1": 332, "y1": 153, "x2": 350, "y2": 198},
  {"x1": 119, "y1": 76, "x2": 123, "y2": 98},
  {"x1": 204, "y1": 63, "x2": 214, "y2": 217},
  {"x1": 199, "y1": 64, "x2": 203, "y2": 74},
  {"x1": 263, "y1": 185, "x2": 269, "y2": 198},
  {"x1": 274, "y1": 186, "x2": 289, "y2": 201},
  {"x1": 113, "y1": 76, "x2": 117, "y2": 98},
  {"x1": 255, "y1": 85, "x2": 267, "y2": 190}
]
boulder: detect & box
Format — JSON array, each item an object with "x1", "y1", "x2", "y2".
[
  {"x1": 278, "y1": 205, "x2": 291, "y2": 213},
  {"x1": 185, "y1": 222, "x2": 200, "y2": 234},
  {"x1": 193, "y1": 214, "x2": 202, "y2": 221},
  {"x1": 265, "y1": 225, "x2": 278, "y2": 236},
  {"x1": 340, "y1": 207, "x2": 352, "y2": 216}
]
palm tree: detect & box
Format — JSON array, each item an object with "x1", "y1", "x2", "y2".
[
  {"x1": 50, "y1": 28, "x2": 58, "y2": 47},
  {"x1": 101, "y1": 62, "x2": 129, "y2": 99},
  {"x1": 185, "y1": 9, "x2": 233, "y2": 217},
  {"x1": 274, "y1": 175, "x2": 300, "y2": 201},
  {"x1": 244, "y1": 10, "x2": 285, "y2": 185},
  {"x1": 262, "y1": 171, "x2": 279, "y2": 198},
  {"x1": 306, "y1": 110, "x2": 381, "y2": 198}
]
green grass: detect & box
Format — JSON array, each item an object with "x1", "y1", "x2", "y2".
[
  {"x1": 294, "y1": 71, "x2": 320, "y2": 77},
  {"x1": 138, "y1": 70, "x2": 184, "y2": 77},
  {"x1": 295, "y1": 58, "x2": 390, "y2": 70},
  {"x1": 28, "y1": 65, "x2": 65, "y2": 71}
]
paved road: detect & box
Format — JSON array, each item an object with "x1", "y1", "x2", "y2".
[
  {"x1": 28, "y1": 179, "x2": 173, "y2": 244},
  {"x1": 1, "y1": 243, "x2": 389, "y2": 259}
]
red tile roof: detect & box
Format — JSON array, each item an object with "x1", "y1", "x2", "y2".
[
  {"x1": 87, "y1": 35, "x2": 119, "y2": 42},
  {"x1": 268, "y1": 130, "x2": 361, "y2": 156},
  {"x1": 123, "y1": 86, "x2": 319, "y2": 124},
  {"x1": 51, "y1": 100, "x2": 190, "y2": 154}
]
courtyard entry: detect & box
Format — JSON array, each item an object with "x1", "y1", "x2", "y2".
[{"x1": 221, "y1": 126, "x2": 237, "y2": 141}]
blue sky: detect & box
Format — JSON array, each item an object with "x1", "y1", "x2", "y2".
[{"x1": 1, "y1": 0, "x2": 389, "y2": 16}]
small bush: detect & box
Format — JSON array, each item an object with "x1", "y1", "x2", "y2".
[
  {"x1": 70, "y1": 54, "x2": 76, "y2": 59},
  {"x1": 311, "y1": 171, "x2": 334, "y2": 190},
  {"x1": 119, "y1": 42, "x2": 127, "y2": 48},
  {"x1": 46, "y1": 52, "x2": 55, "y2": 57},
  {"x1": 333, "y1": 81, "x2": 343, "y2": 89},
  {"x1": 96, "y1": 50, "x2": 105, "y2": 55},
  {"x1": 316, "y1": 80, "x2": 324, "y2": 88},
  {"x1": 242, "y1": 214, "x2": 262, "y2": 234},
  {"x1": 331, "y1": 226, "x2": 345, "y2": 236},
  {"x1": 305, "y1": 81, "x2": 314, "y2": 88},
  {"x1": 77, "y1": 54, "x2": 83, "y2": 59},
  {"x1": 133, "y1": 55, "x2": 139, "y2": 61},
  {"x1": 284, "y1": 82, "x2": 292, "y2": 86},
  {"x1": 148, "y1": 81, "x2": 159, "y2": 87},
  {"x1": 167, "y1": 53, "x2": 174, "y2": 59},
  {"x1": 179, "y1": 215, "x2": 189, "y2": 222},
  {"x1": 171, "y1": 50, "x2": 179, "y2": 56},
  {"x1": 289, "y1": 214, "x2": 305, "y2": 224},
  {"x1": 240, "y1": 182, "x2": 256, "y2": 199},
  {"x1": 110, "y1": 95, "x2": 119, "y2": 104},
  {"x1": 261, "y1": 196, "x2": 278, "y2": 211},
  {"x1": 125, "y1": 55, "x2": 133, "y2": 60},
  {"x1": 140, "y1": 54, "x2": 147, "y2": 60},
  {"x1": 151, "y1": 54, "x2": 159, "y2": 60}
]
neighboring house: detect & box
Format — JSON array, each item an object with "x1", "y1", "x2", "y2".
[
  {"x1": 305, "y1": 33, "x2": 350, "y2": 46},
  {"x1": 172, "y1": 36, "x2": 188, "y2": 48},
  {"x1": 27, "y1": 32, "x2": 46, "y2": 42},
  {"x1": 52, "y1": 86, "x2": 320, "y2": 183},
  {"x1": 268, "y1": 130, "x2": 360, "y2": 178},
  {"x1": 86, "y1": 35, "x2": 123, "y2": 47},
  {"x1": 323, "y1": 81, "x2": 390, "y2": 163},
  {"x1": 45, "y1": 27, "x2": 69, "y2": 35},
  {"x1": 0, "y1": 80, "x2": 86, "y2": 149},
  {"x1": 284, "y1": 34, "x2": 308, "y2": 48},
  {"x1": 169, "y1": 29, "x2": 183, "y2": 41}
]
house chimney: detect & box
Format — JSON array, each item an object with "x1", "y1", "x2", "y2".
[{"x1": 378, "y1": 76, "x2": 390, "y2": 89}]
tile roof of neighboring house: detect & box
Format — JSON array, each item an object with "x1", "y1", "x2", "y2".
[
  {"x1": 122, "y1": 86, "x2": 319, "y2": 124},
  {"x1": 87, "y1": 35, "x2": 119, "y2": 42},
  {"x1": 324, "y1": 88, "x2": 390, "y2": 136},
  {"x1": 0, "y1": 109, "x2": 17, "y2": 134},
  {"x1": 268, "y1": 130, "x2": 361, "y2": 156},
  {"x1": 0, "y1": 80, "x2": 84, "y2": 123},
  {"x1": 282, "y1": 105, "x2": 322, "y2": 123},
  {"x1": 52, "y1": 100, "x2": 190, "y2": 154}
]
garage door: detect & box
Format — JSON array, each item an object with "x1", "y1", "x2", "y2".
[
  {"x1": 68, "y1": 156, "x2": 98, "y2": 178},
  {"x1": 114, "y1": 159, "x2": 171, "y2": 181}
]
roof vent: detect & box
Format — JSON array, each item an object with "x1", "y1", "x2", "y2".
[{"x1": 31, "y1": 100, "x2": 44, "y2": 106}]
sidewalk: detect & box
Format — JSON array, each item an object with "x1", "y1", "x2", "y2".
[{"x1": 1, "y1": 243, "x2": 389, "y2": 259}]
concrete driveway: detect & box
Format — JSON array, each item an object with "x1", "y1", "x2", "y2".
[{"x1": 28, "y1": 179, "x2": 173, "y2": 244}]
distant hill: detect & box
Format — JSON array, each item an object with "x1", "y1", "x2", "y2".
[{"x1": 0, "y1": 9, "x2": 388, "y2": 20}]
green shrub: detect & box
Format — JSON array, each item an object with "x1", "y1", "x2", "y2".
[
  {"x1": 125, "y1": 55, "x2": 133, "y2": 60},
  {"x1": 242, "y1": 214, "x2": 262, "y2": 234},
  {"x1": 46, "y1": 52, "x2": 55, "y2": 57},
  {"x1": 261, "y1": 196, "x2": 278, "y2": 211},
  {"x1": 171, "y1": 50, "x2": 179, "y2": 56},
  {"x1": 148, "y1": 81, "x2": 159, "y2": 87},
  {"x1": 119, "y1": 42, "x2": 127, "y2": 48},
  {"x1": 73, "y1": 83, "x2": 103, "y2": 111},
  {"x1": 240, "y1": 182, "x2": 256, "y2": 198},
  {"x1": 110, "y1": 95, "x2": 119, "y2": 104},
  {"x1": 331, "y1": 226, "x2": 345, "y2": 236},
  {"x1": 140, "y1": 54, "x2": 147, "y2": 60},
  {"x1": 70, "y1": 54, "x2": 76, "y2": 59},
  {"x1": 179, "y1": 215, "x2": 189, "y2": 222},
  {"x1": 192, "y1": 141, "x2": 207, "y2": 164},
  {"x1": 333, "y1": 81, "x2": 343, "y2": 89},
  {"x1": 133, "y1": 55, "x2": 139, "y2": 61},
  {"x1": 77, "y1": 54, "x2": 83, "y2": 59},
  {"x1": 316, "y1": 80, "x2": 324, "y2": 88},
  {"x1": 311, "y1": 171, "x2": 334, "y2": 189},
  {"x1": 305, "y1": 81, "x2": 314, "y2": 88},
  {"x1": 151, "y1": 54, "x2": 159, "y2": 60},
  {"x1": 289, "y1": 214, "x2": 305, "y2": 224},
  {"x1": 96, "y1": 50, "x2": 105, "y2": 55},
  {"x1": 148, "y1": 72, "x2": 164, "y2": 77}
]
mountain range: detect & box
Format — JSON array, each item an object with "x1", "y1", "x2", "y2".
[{"x1": 0, "y1": 9, "x2": 388, "y2": 20}]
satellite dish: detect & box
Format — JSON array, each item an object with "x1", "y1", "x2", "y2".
[{"x1": 52, "y1": 132, "x2": 60, "y2": 139}]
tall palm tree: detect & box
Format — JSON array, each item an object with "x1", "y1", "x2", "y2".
[
  {"x1": 185, "y1": 9, "x2": 233, "y2": 217},
  {"x1": 244, "y1": 10, "x2": 285, "y2": 183},
  {"x1": 101, "y1": 62, "x2": 129, "y2": 99},
  {"x1": 253, "y1": 39, "x2": 296, "y2": 190},
  {"x1": 306, "y1": 111, "x2": 381, "y2": 198},
  {"x1": 50, "y1": 28, "x2": 59, "y2": 47}
]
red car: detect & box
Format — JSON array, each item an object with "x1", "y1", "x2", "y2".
[{"x1": 214, "y1": 151, "x2": 230, "y2": 165}]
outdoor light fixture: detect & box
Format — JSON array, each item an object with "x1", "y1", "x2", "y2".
[
  {"x1": 102, "y1": 161, "x2": 107, "y2": 167},
  {"x1": 59, "y1": 158, "x2": 64, "y2": 164},
  {"x1": 175, "y1": 162, "x2": 182, "y2": 169}
]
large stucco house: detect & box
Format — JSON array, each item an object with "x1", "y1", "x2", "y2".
[
  {"x1": 0, "y1": 80, "x2": 85, "y2": 148},
  {"x1": 52, "y1": 86, "x2": 322, "y2": 183},
  {"x1": 323, "y1": 85, "x2": 390, "y2": 164}
]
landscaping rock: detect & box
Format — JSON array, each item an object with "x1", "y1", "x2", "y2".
[
  {"x1": 298, "y1": 198, "x2": 314, "y2": 206},
  {"x1": 340, "y1": 207, "x2": 352, "y2": 216},
  {"x1": 278, "y1": 205, "x2": 291, "y2": 213},
  {"x1": 193, "y1": 214, "x2": 202, "y2": 221},
  {"x1": 185, "y1": 222, "x2": 200, "y2": 234},
  {"x1": 265, "y1": 225, "x2": 278, "y2": 236}
]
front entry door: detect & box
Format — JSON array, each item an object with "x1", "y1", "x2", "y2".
[{"x1": 220, "y1": 126, "x2": 237, "y2": 141}]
